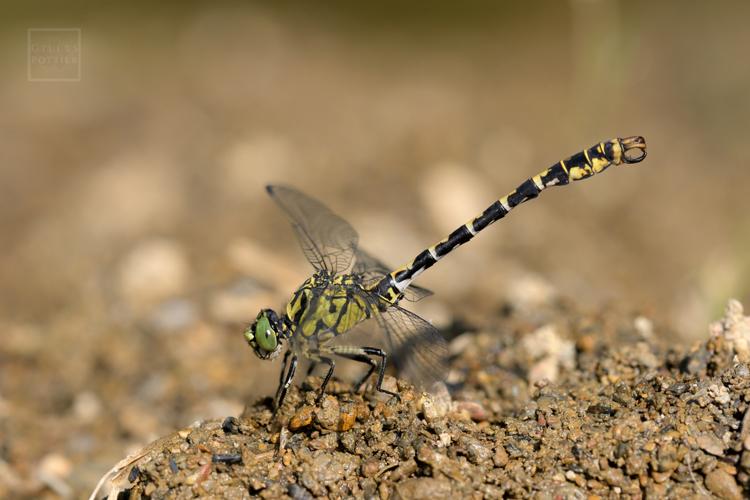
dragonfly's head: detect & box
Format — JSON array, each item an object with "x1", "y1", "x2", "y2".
[{"x1": 244, "y1": 309, "x2": 283, "y2": 360}]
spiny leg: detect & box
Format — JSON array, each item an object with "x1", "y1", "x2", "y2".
[{"x1": 274, "y1": 352, "x2": 297, "y2": 412}]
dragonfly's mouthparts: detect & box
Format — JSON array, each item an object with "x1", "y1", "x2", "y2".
[{"x1": 620, "y1": 136, "x2": 647, "y2": 164}]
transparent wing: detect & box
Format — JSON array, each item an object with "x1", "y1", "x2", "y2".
[
  {"x1": 374, "y1": 304, "x2": 448, "y2": 388},
  {"x1": 267, "y1": 185, "x2": 359, "y2": 274},
  {"x1": 353, "y1": 248, "x2": 433, "y2": 303}
]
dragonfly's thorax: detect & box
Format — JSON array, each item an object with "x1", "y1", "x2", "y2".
[{"x1": 284, "y1": 271, "x2": 375, "y2": 343}]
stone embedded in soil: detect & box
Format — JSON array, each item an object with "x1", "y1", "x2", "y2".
[
  {"x1": 710, "y1": 299, "x2": 750, "y2": 362},
  {"x1": 314, "y1": 396, "x2": 340, "y2": 430},
  {"x1": 289, "y1": 406, "x2": 314, "y2": 430},
  {"x1": 705, "y1": 468, "x2": 743, "y2": 500},
  {"x1": 335, "y1": 402, "x2": 357, "y2": 431},
  {"x1": 698, "y1": 433, "x2": 726, "y2": 457},
  {"x1": 308, "y1": 433, "x2": 337, "y2": 451},
  {"x1": 458, "y1": 436, "x2": 492, "y2": 465},
  {"x1": 708, "y1": 382, "x2": 732, "y2": 405},
  {"x1": 360, "y1": 457, "x2": 380, "y2": 478},
  {"x1": 299, "y1": 452, "x2": 360, "y2": 496},
  {"x1": 521, "y1": 324, "x2": 575, "y2": 384},
  {"x1": 454, "y1": 400, "x2": 488, "y2": 422},
  {"x1": 419, "y1": 392, "x2": 449, "y2": 422},
  {"x1": 394, "y1": 476, "x2": 453, "y2": 499}
]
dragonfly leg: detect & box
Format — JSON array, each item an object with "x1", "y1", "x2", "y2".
[
  {"x1": 277, "y1": 350, "x2": 291, "y2": 388},
  {"x1": 306, "y1": 361, "x2": 318, "y2": 376},
  {"x1": 273, "y1": 350, "x2": 291, "y2": 408},
  {"x1": 315, "y1": 356, "x2": 335, "y2": 404},
  {"x1": 361, "y1": 346, "x2": 400, "y2": 401},
  {"x1": 274, "y1": 352, "x2": 297, "y2": 412},
  {"x1": 334, "y1": 353, "x2": 376, "y2": 393},
  {"x1": 330, "y1": 346, "x2": 400, "y2": 401}
]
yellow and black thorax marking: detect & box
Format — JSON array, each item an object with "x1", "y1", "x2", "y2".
[{"x1": 285, "y1": 272, "x2": 377, "y2": 342}]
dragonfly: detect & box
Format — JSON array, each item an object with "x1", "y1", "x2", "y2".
[{"x1": 243, "y1": 136, "x2": 647, "y2": 411}]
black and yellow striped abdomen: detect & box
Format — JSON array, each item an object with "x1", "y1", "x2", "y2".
[{"x1": 374, "y1": 136, "x2": 647, "y2": 303}]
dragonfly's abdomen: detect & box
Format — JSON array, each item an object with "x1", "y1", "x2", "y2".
[
  {"x1": 287, "y1": 274, "x2": 373, "y2": 342},
  {"x1": 375, "y1": 137, "x2": 647, "y2": 303}
]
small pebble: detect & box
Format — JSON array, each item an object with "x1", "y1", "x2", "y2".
[
  {"x1": 395, "y1": 476, "x2": 452, "y2": 499},
  {"x1": 651, "y1": 470, "x2": 671, "y2": 483},
  {"x1": 634, "y1": 316, "x2": 654, "y2": 339},
  {"x1": 708, "y1": 383, "x2": 731, "y2": 405},
  {"x1": 704, "y1": 468, "x2": 742, "y2": 500},
  {"x1": 493, "y1": 444, "x2": 509, "y2": 467},
  {"x1": 36, "y1": 453, "x2": 73, "y2": 491},
  {"x1": 308, "y1": 433, "x2": 337, "y2": 451},
  {"x1": 390, "y1": 459, "x2": 418, "y2": 482},
  {"x1": 287, "y1": 483, "x2": 314, "y2": 500},
  {"x1": 222, "y1": 416, "x2": 240, "y2": 434},
  {"x1": 361, "y1": 458, "x2": 380, "y2": 478},
  {"x1": 289, "y1": 406, "x2": 315, "y2": 431},
  {"x1": 337, "y1": 404, "x2": 357, "y2": 432},
  {"x1": 380, "y1": 376, "x2": 399, "y2": 398},
  {"x1": 438, "y1": 433, "x2": 452, "y2": 447},
  {"x1": 315, "y1": 396, "x2": 340, "y2": 430},
  {"x1": 212, "y1": 453, "x2": 243, "y2": 465},
  {"x1": 459, "y1": 436, "x2": 492, "y2": 464},
  {"x1": 698, "y1": 433, "x2": 726, "y2": 456},
  {"x1": 419, "y1": 384, "x2": 451, "y2": 421},
  {"x1": 455, "y1": 400, "x2": 488, "y2": 421}
]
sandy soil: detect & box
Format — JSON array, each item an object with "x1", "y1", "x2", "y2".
[{"x1": 88, "y1": 299, "x2": 750, "y2": 499}]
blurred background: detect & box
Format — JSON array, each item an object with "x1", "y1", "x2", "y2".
[{"x1": 2, "y1": 0, "x2": 750, "y2": 496}]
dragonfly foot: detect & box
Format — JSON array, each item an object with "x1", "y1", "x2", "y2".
[{"x1": 378, "y1": 388, "x2": 401, "y2": 403}]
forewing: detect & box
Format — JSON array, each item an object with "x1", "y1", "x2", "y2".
[
  {"x1": 354, "y1": 248, "x2": 433, "y2": 302},
  {"x1": 374, "y1": 304, "x2": 448, "y2": 388},
  {"x1": 267, "y1": 185, "x2": 359, "y2": 274}
]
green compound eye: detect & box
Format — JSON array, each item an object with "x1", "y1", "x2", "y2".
[{"x1": 255, "y1": 315, "x2": 278, "y2": 352}]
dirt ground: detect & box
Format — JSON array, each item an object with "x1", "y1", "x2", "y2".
[
  {"x1": 3, "y1": 2, "x2": 750, "y2": 499},
  {"x1": 90, "y1": 298, "x2": 750, "y2": 499}
]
